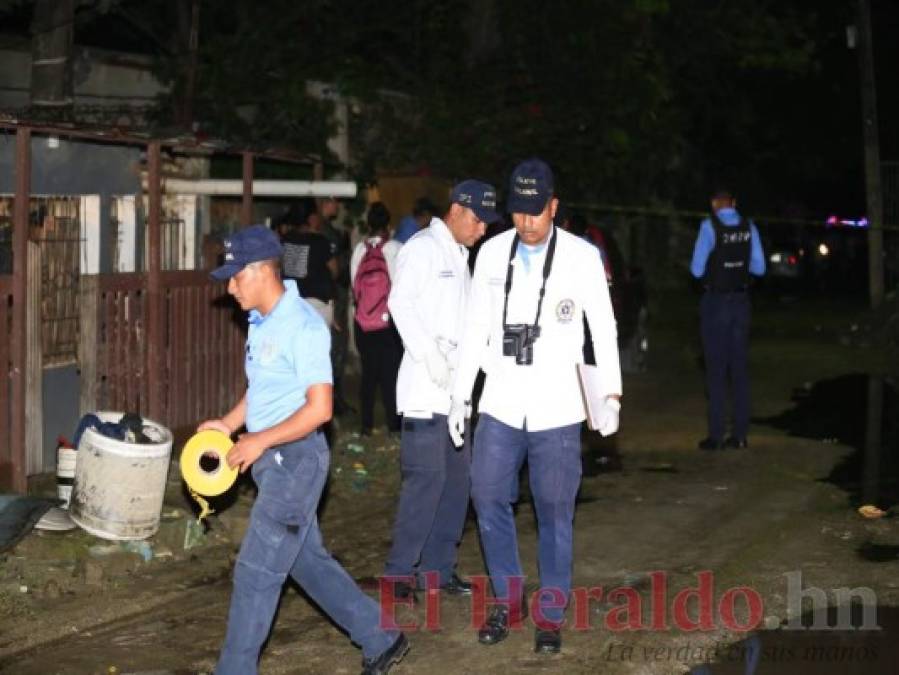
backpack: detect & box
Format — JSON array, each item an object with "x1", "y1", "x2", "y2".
[{"x1": 353, "y1": 241, "x2": 391, "y2": 332}]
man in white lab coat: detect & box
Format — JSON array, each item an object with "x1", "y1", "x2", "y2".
[
  {"x1": 383, "y1": 180, "x2": 499, "y2": 599},
  {"x1": 449, "y1": 159, "x2": 622, "y2": 654}
]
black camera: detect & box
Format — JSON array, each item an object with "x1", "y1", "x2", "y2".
[{"x1": 502, "y1": 324, "x2": 541, "y2": 366}]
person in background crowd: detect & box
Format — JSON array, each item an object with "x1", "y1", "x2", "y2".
[
  {"x1": 319, "y1": 196, "x2": 355, "y2": 415},
  {"x1": 351, "y1": 202, "x2": 403, "y2": 436},
  {"x1": 280, "y1": 209, "x2": 338, "y2": 327},
  {"x1": 393, "y1": 196, "x2": 436, "y2": 244}
]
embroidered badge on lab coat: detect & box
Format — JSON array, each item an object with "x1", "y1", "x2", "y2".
[{"x1": 556, "y1": 298, "x2": 575, "y2": 323}]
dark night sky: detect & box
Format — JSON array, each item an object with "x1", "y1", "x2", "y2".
[{"x1": 1, "y1": 1, "x2": 897, "y2": 217}]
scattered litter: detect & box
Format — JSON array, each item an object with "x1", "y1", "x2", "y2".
[
  {"x1": 346, "y1": 443, "x2": 365, "y2": 454},
  {"x1": 713, "y1": 485, "x2": 729, "y2": 491},
  {"x1": 353, "y1": 462, "x2": 368, "y2": 476},
  {"x1": 120, "y1": 541, "x2": 153, "y2": 562},
  {"x1": 18, "y1": 585, "x2": 27, "y2": 594},
  {"x1": 183, "y1": 519, "x2": 206, "y2": 550},
  {"x1": 839, "y1": 531, "x2": 852, "y2": 540},
  {"x1": 351, "y1": 479, "x2": 369, "y2": 493},
  {"x1": 858, "y1": 504, "x2": 887, "y2": 519},
  {"x1": 334, "y1": 467, "x2": 343, "y2": 475},
  {"x1": 33, "y1": 506, "x2": 76, "y2": 532}
]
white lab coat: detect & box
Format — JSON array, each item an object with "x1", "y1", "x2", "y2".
[
  {"x1": 388, "y1": 217, "x2": 471, "y2": 417},
  {"x1": 453, "y1": 226, "x2": 622, "y2": 431}
]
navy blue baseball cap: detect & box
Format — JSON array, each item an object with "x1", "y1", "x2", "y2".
[
  {"x1": 211, "y1": 225, "x2": 283, "y2": 280},
  {"x1": 450, "y1": 180, "x2": 500, "y2": 224},
  {"x1": 507, "y1": 158, "x2": 554, "y2": 216}
]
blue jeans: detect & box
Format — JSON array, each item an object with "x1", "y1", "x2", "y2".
[
  {"x1": 215, "y1": 433, "x2": 396, "y2": 675},
  {"x1": 384, "y1": 414, "x2": 471, "y2": 586},
  {"x1": 470, "y1": 414, "x2": 582, "y2": 626},
  {"x1": 700, "y1": 291, "x2": 751, "y2": 440}
]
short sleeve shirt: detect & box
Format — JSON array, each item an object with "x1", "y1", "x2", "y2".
[
  {"x1": 281, "y1": 231, "x2": 337, "y2": 302},
  {"x1": 244, "y1": 280, "x2": 333, "y2": 432}
]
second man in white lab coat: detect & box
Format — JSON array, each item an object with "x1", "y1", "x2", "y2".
[{"x1": 383, "y1": 180, "x2": 500, "y2": 599}]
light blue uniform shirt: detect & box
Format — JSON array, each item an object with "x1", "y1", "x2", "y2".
[
  {"x1": 690, "y1": 207, "x2": 766, "y2": 278},
  {"x1": 244, "y1": 280, "x2": 332, "y2": 433}
]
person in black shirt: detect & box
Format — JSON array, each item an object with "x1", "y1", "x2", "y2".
[{"x1": 281, "y1": 210, "x2": 338, "y2": 325}]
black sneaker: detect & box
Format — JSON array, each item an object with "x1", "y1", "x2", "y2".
[
  {"x1": 440, "y1": 573, "x2": 472, "y2": 596},
  {"x1": 698, "y1": 437, "x2": 724, "y2": 451},
  {"x1": 361, "y1": 633, "x2": 410, "y2": 675},
  {"x1": 534, "y1": 627, "x2": 562, "y2": 654},
  {"x1": 724, "y1": 436, "x2": 748, "y2": 449}
]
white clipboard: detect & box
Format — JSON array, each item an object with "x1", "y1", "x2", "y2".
[{"x1": 576, "y1": 363, "x2": 607, "y2": 431}]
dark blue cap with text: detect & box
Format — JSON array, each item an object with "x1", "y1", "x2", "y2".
[
  {"x1": 210, "y1": 224, "x2": 283, "y2": 280},
  {"x1": 450, "y1": 179, "x2": 500, "y2": 224},
  {"x1": 507, "y1": 158, "x2": 554, "y2": 216}
]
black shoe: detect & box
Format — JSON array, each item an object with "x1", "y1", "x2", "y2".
[
  {"x1": 477, "y1": 602, "x2": 528, "y2": 645},
  {"x1": 534, "y1": 627, "x2": 562, "y2": 654},
  {"x1": 477, "y1": 607, "x2": 510, "y2": 645},
  {"x1": 361, "y1": 633, "x2": 410, "y2": 675},
  {"x1": 725, "y1": 436, "x2": 748, "y2": 449},
  {"x1": 698, "y1": 437, "x2": 724, "y2": 451},
  {"x1": 440, "y1": 573, "x2": 472, "y2": 596},
  {"x1": 391, "y1": 580, "x2": 417, "y2": 602}
]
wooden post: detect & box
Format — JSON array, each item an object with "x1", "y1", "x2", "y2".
[
  {"x1": 25, "y1": 241, "x2": 43, "y2": 474},
  {"x1": 241, "y1": 152, "x2": 253, "y2": 226},
  {"x1": 78, "y1": 274, "x2": 99, "y2": 415},
  {"x1": 857, "y1": 0, "x2": 885, "y2": 309},
  {"x1": 146, "y1": 141, "x2": 164, "y2": 421},
  {"x1": 11, "y1": 127, "x2": 30, "y2": 493}
]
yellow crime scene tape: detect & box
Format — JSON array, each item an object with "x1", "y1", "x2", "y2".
[{"x1": 180, "y1": 430, "x2": 238, "y2": 522}]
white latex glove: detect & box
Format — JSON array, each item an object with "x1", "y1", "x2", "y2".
[
  {"x1": 448, "y1": 398, "x2": 468, "y2": 447},
  {"x1": 424, "y1": 347, "x2": 451, "y2": 390},
  {"x1": 596, "y1": 398, "x2": 621, "y2": 437}
]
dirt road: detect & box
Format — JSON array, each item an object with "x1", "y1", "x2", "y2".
[{"x1": 1, "y1": 291, "x2": 895, "y2": 674}]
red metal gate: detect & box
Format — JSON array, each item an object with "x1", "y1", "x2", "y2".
[{"x1": 94, "y1": 272, "x2": 246, "y2": 435}]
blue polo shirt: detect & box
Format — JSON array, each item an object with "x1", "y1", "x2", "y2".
[
  {"x1": 244, "y1": 280, "x2": 332, "y2": 433},
  {"x1": 690, "y1": 207, "x2": 766, "y2": 278}
]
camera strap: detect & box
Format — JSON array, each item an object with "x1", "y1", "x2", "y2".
[{"x1": 501, "y1": 227, "x2": 558, "y2": 329}]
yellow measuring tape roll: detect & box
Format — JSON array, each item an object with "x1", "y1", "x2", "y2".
[{"x1": 180, "y1": 430, "x2": 238, "y2": 522}]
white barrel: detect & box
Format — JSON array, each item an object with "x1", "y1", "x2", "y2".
[
  {"x1": 56, "y1": 446, "x2": 77, "y2": 508},
  {"x1": 70, "y1": 412, "x2": 173, "y2": 541}
]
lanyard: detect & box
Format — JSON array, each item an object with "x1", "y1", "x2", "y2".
[{"x1": 501, "y1": 228, "x2": 557, "y2": 329}]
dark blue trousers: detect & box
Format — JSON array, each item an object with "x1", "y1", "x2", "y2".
[
  {"x1": 384, "y1": 414, "x2": 471, "y2": 586},
  {"x1": 700, "y1": 291, "x2": 751, "y2": 441},
  {"x1": 470, "y1": 414, "x2": 582, "y2": 626},
  {"x1": 216, "y1": 434, "x2": 396, "y2": 674}
]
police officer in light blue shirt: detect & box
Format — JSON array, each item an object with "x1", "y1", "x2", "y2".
[
  {"x1": 690, "y1": 189, "x2": 766, "y2": 451},
  {"x1": 199, "y1": 225, "x2": 409, "y2": 675}
]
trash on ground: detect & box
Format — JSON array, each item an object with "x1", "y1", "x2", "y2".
[
  {"x1": 33, "y1": 507, "x2": 77, "y2": 532},
  {"x1": 858, "y1": 504, "x2": 887, "y2": 519}
]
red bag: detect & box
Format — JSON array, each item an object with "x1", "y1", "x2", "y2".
[{"x1": 353, "y1": 241, "x2": 391, "y2": 332}]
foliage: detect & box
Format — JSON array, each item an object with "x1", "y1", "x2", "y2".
[{"x1": 1, "y1": 0, "x2": 864, "y2": 211}]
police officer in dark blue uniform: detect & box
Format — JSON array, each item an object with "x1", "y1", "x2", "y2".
[{"x1": 690, "y1": 189, "x2": 766, "y2": 450}]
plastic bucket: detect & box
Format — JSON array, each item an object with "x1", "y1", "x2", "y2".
[
  {"x1": 56, "y1": 446, "x2": 77, "y2": 508},
  {"x1": 69, "y1": 412, "x2": 173, "y2": 541}
]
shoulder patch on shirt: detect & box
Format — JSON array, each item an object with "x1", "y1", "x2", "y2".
[{"x1": 556, "y1": 298, "x2": 576, "y2": 323}]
